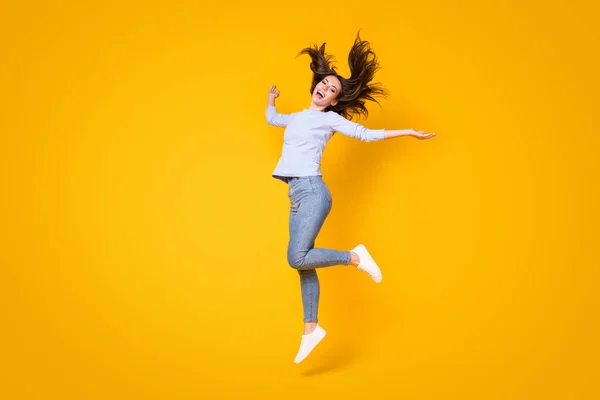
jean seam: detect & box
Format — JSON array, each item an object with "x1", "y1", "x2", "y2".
[{"x1": 308, "y1": 279, "x2": 312, "y2": 321}]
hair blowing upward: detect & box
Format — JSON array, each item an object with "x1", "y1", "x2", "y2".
[{"x1": 297, "y1": 30, "x2": 388, "y2": 121}]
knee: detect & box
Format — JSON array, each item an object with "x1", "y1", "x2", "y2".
[{"x1": 287, "y1": 249, "x2": 306, "y2": 269}]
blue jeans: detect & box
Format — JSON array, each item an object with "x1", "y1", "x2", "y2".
[{"x1": 286, "y1": 176, "x2": 352, "y2": 322}]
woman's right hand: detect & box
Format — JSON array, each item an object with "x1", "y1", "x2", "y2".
[{"x1": 268, "y1": 84, "x2": 280, "y2": 99}]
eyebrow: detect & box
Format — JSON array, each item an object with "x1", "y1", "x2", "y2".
[{"x1": 324, "y1": 78, "x2": 338, "y2": 91}]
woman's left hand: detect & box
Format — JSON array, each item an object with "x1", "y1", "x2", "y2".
[{"x1": 407, "y1": 129, "x2": 436, "y2": 139}]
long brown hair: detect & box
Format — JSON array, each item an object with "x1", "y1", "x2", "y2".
[{"x1": 297, "y1": 30, "x2": 388, "y2": 120}]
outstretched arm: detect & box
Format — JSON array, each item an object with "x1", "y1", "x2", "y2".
[
  {"x1": 329, "y1": 112, "x2": 436, "y2": 141},
  {"x1": 266, "y1": 84, "x2": 290, "y2": 127},
  {"x1": 384, "y1": 129, "x2": 436, "y2": 140},
  {"x1": 328, "y1": 112, "x2": 386, "y2": 142}
]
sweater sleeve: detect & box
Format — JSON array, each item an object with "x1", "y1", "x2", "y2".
[
  {"x1": 266, "y1": 105, "x2": 291, "y2": 127},
  {"x1": 328, "y1": 112, "x2": 385, "y2": 142}
]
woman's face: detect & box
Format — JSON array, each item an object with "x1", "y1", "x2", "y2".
[{"x1": 312, "y1": 75, "x2": 341, "y2": 107}]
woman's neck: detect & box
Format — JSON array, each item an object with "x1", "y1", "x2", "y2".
[{"x1": 308, "y1": 102, "x2": 326, "y2": 112}]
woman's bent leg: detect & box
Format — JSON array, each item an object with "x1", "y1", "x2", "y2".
[{"x1": 287, "y1": 194, "x2": 351, "y2": 270}]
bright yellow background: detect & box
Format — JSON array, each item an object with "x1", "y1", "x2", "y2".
[{"x1": 1, "y1": 0, "x2": 598, "y2": 399}]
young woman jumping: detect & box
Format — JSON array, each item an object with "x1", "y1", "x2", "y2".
[{"x1": 266, "y1": 31, "x2": 436, "y2": 364}]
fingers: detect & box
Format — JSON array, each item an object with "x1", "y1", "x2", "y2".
[
  {"x1": 268, "y1": 84, "x2": 280, "y2": 97},
  {"x1": 412, "y1": 131, "x2": 437, "y2": 139}
]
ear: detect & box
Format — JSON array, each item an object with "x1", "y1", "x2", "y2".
[{"x1": 331, "y1": 100, "x2": 338, "y2": 106}]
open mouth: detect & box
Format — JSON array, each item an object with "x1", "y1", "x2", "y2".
[{"x1": 316, "y1": 90, "x2": 324, "y2": 98}]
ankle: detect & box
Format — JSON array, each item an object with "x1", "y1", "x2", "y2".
[
  {"x1": 349, "y1": 251, "x2": 360, "y2": 266},
  {"x1": 304, "y1": 322, "x2": 317, "y2": 335}
]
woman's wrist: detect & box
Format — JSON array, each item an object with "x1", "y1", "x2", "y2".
[{"x1": 383, "y1": 129, "x2": 411, "y2": 139}]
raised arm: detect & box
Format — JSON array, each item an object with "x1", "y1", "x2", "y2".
[{"x1": 266, "y1": 84, "x2": 290, "y2": 127}]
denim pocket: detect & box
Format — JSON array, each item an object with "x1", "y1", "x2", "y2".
[
  {"x1": 319, "y1": 182, "x2": 332, "y2": 204},
  {"x1": 296, "y1": 179, "x2": 314, "y2": 195},
  {"x1": 289, "y1": 178, "x2": 314, "y2": 200},
  {"x1": 322, "y1": 184, "x2": 332, "y2": 204},
  {"x1": 310, "y1": 178, "x2": 332, "y2": 204}
]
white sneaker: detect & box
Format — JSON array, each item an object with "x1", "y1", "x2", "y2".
[
  {"x1": 351, "y1": 244, "x2": 383, "y2": 283},
  {"x1": 293, "y1": 325, "x2": 327, "y2": 364}
]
